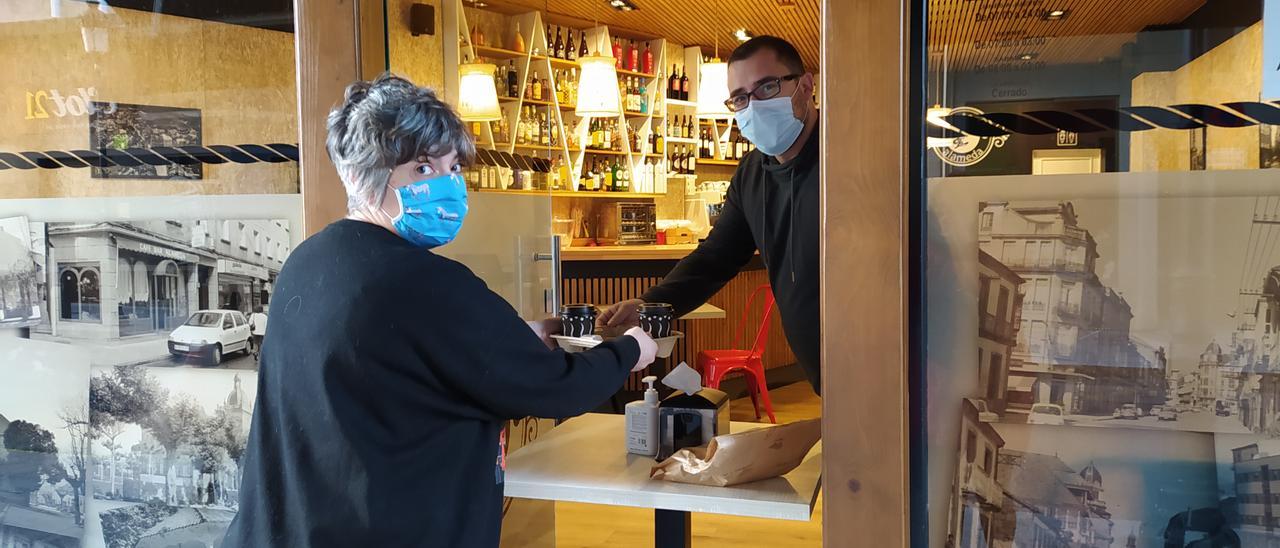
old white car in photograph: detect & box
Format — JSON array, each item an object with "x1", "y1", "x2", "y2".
[{"x1": 167, "y1": 309, "x2": 253, "y2": 365}]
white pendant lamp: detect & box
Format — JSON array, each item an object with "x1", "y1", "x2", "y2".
[
  {"x1": 696, "y1": 58, "x2": 732, "y2": 119},
  {"x1": 457, "y1": 62, "x2": 502, "y2": 122},
  {"x1": 575, "y1": 53, "x2": 621, "y2": 117}
]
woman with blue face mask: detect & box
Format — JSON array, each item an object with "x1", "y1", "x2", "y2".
[{"x1": 224, "y1": 73, "x2": 658, "y2": 548}]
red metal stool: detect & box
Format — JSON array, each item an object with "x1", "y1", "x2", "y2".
[{"x1": 696, "y1": 284, "x2": 777, "y2": 423}]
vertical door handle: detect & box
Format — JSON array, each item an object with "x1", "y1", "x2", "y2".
[{"x1": 533, "y1": 236, "x2": 562, "y2": 314}]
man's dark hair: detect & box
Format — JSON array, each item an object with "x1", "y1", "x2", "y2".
[
  {"x1": 728, "y1": 35, "x2": 805, "y2": 75},
  {"x1": 255, "y1": 305, "x2": 264, "y2": 313}
]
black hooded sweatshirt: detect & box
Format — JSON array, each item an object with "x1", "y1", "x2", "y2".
[{"x1": 642, "y1": 119, "x2": 821, "y2": 394}]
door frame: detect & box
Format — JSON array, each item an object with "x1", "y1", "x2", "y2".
[
  {"x1": 296, "y1": 0, "x2": 921, "y2": 544},
  {"x1": 821, "y1": 0, "x2": 916, "y2": 545}
]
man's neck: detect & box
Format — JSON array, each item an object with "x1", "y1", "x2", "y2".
[{"x1": 773, "y1": 105, "x2": 816, "y2": 164}]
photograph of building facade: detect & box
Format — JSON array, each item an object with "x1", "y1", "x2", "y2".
[
  {"x1": 978, "y1": 252, "x2": 1023, "y2": 417},
  {"x1": 0, "y1": 216, "x2": 45, "y2": 328},
  {"x1": 947, "y1": 399, "x2": 1006, "y2": 548},
  {"x1": 27, "y1": 219, "x2": 288, "y2": 368},
  {"x1": 1230, "y1": 441, "x2": 1280, "y2": 545},
  {"x1": 88, "y1": 366, "x2": 254, "y2": 548},
  {"x1": 979, "y1": 201, "x2": 1168, "y2": 425}
]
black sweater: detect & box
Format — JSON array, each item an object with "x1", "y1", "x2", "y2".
[
  {"x1": 223, "y1": 219, "x2": 639, "y2": 548},
  {"x1": 643, "y1": 121, "x2": 821, "y2": 394}
]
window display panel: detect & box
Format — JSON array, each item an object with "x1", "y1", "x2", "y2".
[
  {"x1": 0, "y1": 1, "x2": 299, "y2": 199},
  {"x1": 924, "y1": 0, "x2": 1280, "y2": 545}
]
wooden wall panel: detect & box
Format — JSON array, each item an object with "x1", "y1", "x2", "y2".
[
  {"x1": 296, "y1": 0, "x2": 360, "y2": 236},
  {"x1": 823, "y1": 0, "x2": 910, "y2": 545},
  {"x1": 562, "y1": 268, "x2": 795, "y2": 391}
]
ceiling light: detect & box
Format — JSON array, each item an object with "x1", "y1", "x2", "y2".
[
  {"x1": 473, "y1": 1, "x2": 487, "y2": 6},
  {"x1": 607, "y1": 0, "x2": 638, "y2": 10},
  {"x1": 1043, "y1": 9, "x2": 1069, "y2": 20},
  {"x1": 1017, "y1": 52, "x2": 1038, "y2": 61},
  {"x1": 734, "y1": 29, "x2": 755, "y2": 42}
]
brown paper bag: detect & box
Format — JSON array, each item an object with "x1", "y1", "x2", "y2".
[{"x1": 649, "y1": 418, "x2": 821, "y2": 487}]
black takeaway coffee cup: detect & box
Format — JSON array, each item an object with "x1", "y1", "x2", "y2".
[
  {"x1": 638, "y1": 302, "x2": 675, "y2": 338},
  {"x1": 560, "y1": 304, "x2": 598, "y2": 338}
]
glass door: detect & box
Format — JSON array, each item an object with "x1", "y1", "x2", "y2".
[{"x1": 922, "y1": 0, "x2": 1280, "y2": 545}]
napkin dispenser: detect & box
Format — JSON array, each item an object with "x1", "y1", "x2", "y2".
[{"x1": 656, "y1": 388, "x2": 730, "y2": 461}]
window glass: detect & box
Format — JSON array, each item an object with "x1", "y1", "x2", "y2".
[{"x1": 925, "y1": 1, "x2": 1274, "y2": 545}]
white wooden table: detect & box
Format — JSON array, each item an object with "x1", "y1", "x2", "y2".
[{"x1": 504, "y1": 413, "x2": 822, "y2": 547}]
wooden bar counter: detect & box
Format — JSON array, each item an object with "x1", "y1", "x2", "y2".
[{"x1": 561, "y1": 245, "x2": 797, "y2": 392}]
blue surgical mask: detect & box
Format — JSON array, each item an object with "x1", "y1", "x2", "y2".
[
  {"x1": 734, "y1": 94, "x2": 804, "y2": 157},
  {"x1": 387, "y1": 172, "x2": 468, "y2": 248}
]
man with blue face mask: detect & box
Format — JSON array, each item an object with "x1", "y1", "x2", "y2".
[{"x1": 600, "y1": 36, "x2": 822, "y2": 395}]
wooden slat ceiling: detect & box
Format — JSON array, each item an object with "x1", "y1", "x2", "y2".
[
  {"x1": 928, "y1": 0, "x2": 1207, "y2": 70},
  {"x1": 472, "y1": 0, "x2": 821, "y2": 71}
]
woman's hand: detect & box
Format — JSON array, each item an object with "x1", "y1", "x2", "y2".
[
  {"x1": 526, "y1": 318, "x2": 561, "y2": 350},
  {"x1": 599, "y1": 298, "x2": 644, "y2": 331},
  {"x1": 623, "y1": 326, "x2": 658, "y2": 372}
]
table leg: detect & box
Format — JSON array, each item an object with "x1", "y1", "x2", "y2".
[{"x1": 654, "y1": 509, "x2": 691, "y2": 548}]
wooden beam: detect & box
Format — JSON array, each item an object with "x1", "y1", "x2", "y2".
[
  {"x1": 821, "y1": 0, "x2": 911, "y2": 545},
  {"x1": 295, "y1": 0, "x2": 362, "y2": 236}
]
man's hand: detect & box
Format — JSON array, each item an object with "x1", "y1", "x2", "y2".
[
  {"x1": 599, "y1": 298, "x2": 645, "y2": 332},
  {"x1": 526, "y1": 318, "x2": 561, "y2": 350},
  {"x1": 623, "y1": 326, "x2": 659, "y2": 373}
]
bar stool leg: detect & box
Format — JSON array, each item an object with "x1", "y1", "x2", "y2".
[{"x1": 655, "y1": 509, "x2": 692, "y2": 548}]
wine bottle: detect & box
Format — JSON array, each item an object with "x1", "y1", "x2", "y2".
[
  {"x1": 566, "y1": 30, "x2": 577, "y2": 61},
  {"x1": 668, "y1": 65, "x2": 679, "y2": 99},
  {"x1": 679, "y1": 68, "x2": 690, "y2": 101},
  {"x1": 507, "y1": 61, "x2": 518, "y2": 98},
  {"x1": 554, "y1": 26, "x2": 564, "y2": 59},
  {"x1": 643, "y1": 43, "x2": 653, "y2": 74},
  {"x1": 532, "y1": 71, "x2": 542, "y2": 101},
  {"x1": 578, "y1": 31, "x2": 588, "y2": 58}
]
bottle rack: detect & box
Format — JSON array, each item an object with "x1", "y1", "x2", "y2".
[{"x1": 443, "y1": 0, "x2": 731, "y2": 195}]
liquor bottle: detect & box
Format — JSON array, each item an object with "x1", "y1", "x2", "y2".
[
  {"x1": 643, "y1": 43, "x2": 653, "y2": 75},
  {"x1": 668, "y1": 65, "x2": 679, "y2": 100},
  {"x1": 604, "y1": 119, "x2": 613, "y2": 150},
  {"x1": 554, "y1": 26, "x2": 564, "y2": 59},
  {"x1": 541, "y1": 73, "x2": 550, "y2": 101},
  {"x1": 679, "y1": 68, "x2": 690, "y2": 101},
  {"x1": 566, "y1": 30, "x2": 577, "y2": 61},
  {"x1": 613, "y1": 38, "x2": 623, "y2": 68},
  {"x1": 578, "y1": 31, "x2": 588, "y2": 58},
  {"x1": 686, "y1": 116, "x2": 694, "y2": 139},
  {"x1": 532, "y1": 72, "x2": 541, "y2": 101},
  {"x1": 513, "y1": 23, "x2": 525, "y2": 53},
  {"x1": 699, "y1": 129, "x2": 707, "y2": 158},
  {"x1": 639, "y1": 81, "x2": 648, "y2": 114},
  {"x1": 655, "y1": 131, "x2": 664, "y2": 154},
  {"x1": 494, "y1": 69, "x2": 505, "y2": 99},
  {"x1": 628, "y1": 41, "x2": 639, "y2": 71},
  {"x1": 604, "y1": 160, "x2": 615, "y2": 191},
  {"x1": 568, "y1": 68, "x2": 577, "y2": 105},
  {"x1": 507, "y1": 61, "x2": 518, "y2": 98}
]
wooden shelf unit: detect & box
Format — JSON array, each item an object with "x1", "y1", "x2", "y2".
[
  {"x1": 446, "y1": 0, "x2": 728, "y2": 191},
  {"x1": 477, "y1": 189, "x2": 664, "y2": 199}
]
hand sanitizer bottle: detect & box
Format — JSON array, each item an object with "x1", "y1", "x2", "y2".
[{"x1": 626, "y1": 376, "x2": 660, "y2": 456}]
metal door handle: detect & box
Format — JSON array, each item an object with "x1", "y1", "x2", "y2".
[{"x1": 534, "y1": 236, "x2": 562, "y2": 314}]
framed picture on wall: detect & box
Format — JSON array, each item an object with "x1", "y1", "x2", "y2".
[
  {"x1": 1261, "y1": 125, "x2": 1280, "y2": 169},
  {"x1": 1190, "y1": 126, "x2": 1207, "y2": 171},
  {"x1": 89, "y1": 103, "x2": 203, "y2": 180}
]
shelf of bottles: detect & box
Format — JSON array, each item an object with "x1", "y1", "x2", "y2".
[{"x1": 447, "y1": 0, "x2": 728, "y2": 196}]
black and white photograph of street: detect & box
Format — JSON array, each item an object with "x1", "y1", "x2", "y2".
[
  {"x1": 26, "y1": 219, "x2": 290, "y2": 370},
  {"x1": 86, "y1": 364, "x2": 255, "y2": 548},
  {"x1": 0, "y1": 341, "x2": 92, "y2": 547},
  {"x1": 975, "y1": 197, "x2": 1280, "y2": 436},
  {"x1": 0, "y1": 216, "x2": 45, "y2": 328},
  {"x1": 948, "y1": 407, "x2": 1221, "y2": 548}
]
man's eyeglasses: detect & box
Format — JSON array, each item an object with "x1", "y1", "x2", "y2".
[{"x1": 724, "y1": 74, "x2": 802, "y2": 113}]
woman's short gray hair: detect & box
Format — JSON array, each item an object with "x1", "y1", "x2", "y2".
[{"x1": 326, "y1": 73, "x2": 477, "y2": 211}]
